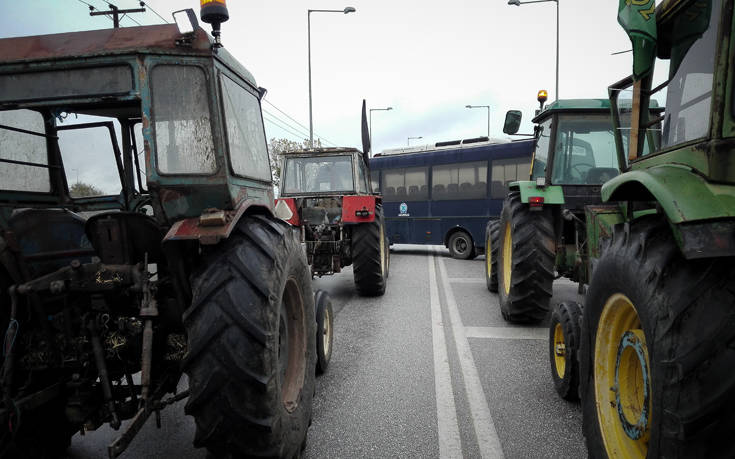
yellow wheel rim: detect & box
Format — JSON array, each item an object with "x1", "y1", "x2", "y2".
[
  {"x1": 485, "y1": 231, "x2": 492, "y2": 280},
  {"x1": 594, "y1": 293, "x2": 650, "y2": 459},
  {"x1": 502, "y1": 221, "x2": 512, "y2": 296},
  {"x1": 553, "y1": 322, "x2": 566, "y2": 378}
]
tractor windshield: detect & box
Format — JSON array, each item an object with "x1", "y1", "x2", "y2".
[
  {"x1": 550, "y1": 114, "x2": 619, "y2": 185},
  {"x1": 282, "y1": 155, "x2": 355, "y2": 194}
]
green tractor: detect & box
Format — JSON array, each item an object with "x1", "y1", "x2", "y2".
[
  {"x1": 569, "y1": 0, "x2": 735, "y2": 457},
  {"x1": 0, "y1": 4, "x2": 316, "y2": 458},
  {"x1": 486, "y1": 92, "x2": 625, "y2": 323}
]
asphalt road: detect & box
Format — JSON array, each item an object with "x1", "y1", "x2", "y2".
[{"x1": 67, "y1": 244, "x2": 587, "y2": 459}]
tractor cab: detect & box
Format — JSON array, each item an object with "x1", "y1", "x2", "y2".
[{"x1": 280, "y1": 148, "x2": 373, "y2": 197}]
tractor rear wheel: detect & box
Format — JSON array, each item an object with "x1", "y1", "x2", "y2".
[
  {"x1": 484, "y1": 220, "x2": 500, "y2": 293},
  {"x1": 580, "y1": 218, "x2": 735, "y2": 459},
  {"x1": 183, "y1": 214, "x2": 315, "y2": 458},
  {"x1": 315, "y1": 290, "x2": 333, "y2": 375},
  {"x1": 549, "y1": 301, "x2": 582, "y2": 401},
  {"x1": 352, "y1": 204, "x2": 387, "y2": 296},
  {"x1": 496, "y1": 191, "x2": 555, "y2": 323}
]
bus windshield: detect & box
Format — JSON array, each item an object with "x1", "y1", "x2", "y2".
[
  {"x1": 282, "y1": 155, "x2": 354, "y2": 194},
  {"x1": 551, "y1": 114, "x2": 619, "y2": 185}
]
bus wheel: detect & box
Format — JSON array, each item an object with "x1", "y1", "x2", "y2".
[
  {"x1": 549, "y1": 301, "x2": 582, "y2": 400},
  {"x1": 484, "y1": 220, "x2": 500, "y2": 292},
  {"x1": 496, "y1": 191, "x2": 554, "y2": 323},
  {"x1": 581, "y1": 218, "x2": 735, "y2": 458},
  {"x1": 448, "y1": 230, "x2": 473, "y2": 260}
]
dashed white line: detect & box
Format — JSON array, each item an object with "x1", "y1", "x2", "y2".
[
  {"x1": 464, "y1": 326, "x2": 547, "y2": 340},
  {"x1": 437, "y1": 253, "x2": 505, "y2": 459},
  {"x1": 428, "y1": 253, "x2": 462, "y2": 458}
]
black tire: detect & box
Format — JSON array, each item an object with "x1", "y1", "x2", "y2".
[
  {"x1": 447, "y1": 230, "x2": 473, "y2": 260},
  {"x1": 496, "y1": 191, "x2": 555, "y2": 323},
  {"x1": 484, "y1": 220, "x2": 500, "y2": 293},
  {"x1": 315, "y1": 290, "x2": 333, "y2": 375},
  {"x1": 183, "y1": 214, "x2": 316, "y2": 458},
  {"x1": 352, "y1": 204, "x2": 387, "y2": 296},
  {"x1": 549, "y1": 301, "x2": 582, "y2": 401},
  {"x1": 580, "y1": 218, "x2": 735, "y2": 459}
]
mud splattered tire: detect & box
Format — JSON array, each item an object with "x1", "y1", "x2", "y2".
[
  {"x1": 448, "y1": 230, "x2": 474, "y2": 260},
  {"x1": 315, "y1": 290, "x2": 333, "y2": 375},
  {"x1": 580, "y1": 218, "x2": 735, "y2": 458},
  {"x1": 352, "y1": 204, "x2": 387, "y2": 296},
  {"x1": 549, "y1": 301, "x2": 582, "y2": 401},
  {"x1": 497, "y1": 191, "x2": 554, "y2": 323},
  {"x1": 183, "y1": 214, "x2": 316, "y2": 458},
  {"x1": 484, "y1": 220, "x2": 500, "y2": 293}
]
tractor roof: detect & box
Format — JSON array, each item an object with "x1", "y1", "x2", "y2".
[
  {"x1": 532, "y1": 98, "x2": 660, "y2": 123},
  {"x1": 0, "y1": 24, "x2": 257, "y2": 87},
  {"x1": 281, "y1": 147, "x2": 361, "y2": 157}
]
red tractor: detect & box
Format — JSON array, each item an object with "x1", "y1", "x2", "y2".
[{"x1": 275, "y1": 147, "x2": 390, "y2": 296}]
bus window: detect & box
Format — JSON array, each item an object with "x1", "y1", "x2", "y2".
[
  {"x1": 432, "y1": 161, "x2": 487, "y2": 200},
  {"x1": 383, "y1": 166, "x2": 428, "y2": 201},
  {"x1": 491, "y1": 157, "x2": 532, "y2": 198}
]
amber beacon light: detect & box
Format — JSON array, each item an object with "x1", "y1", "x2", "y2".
[{"x1": 201, "y1": 0, "x2": 229, "y2": 47}]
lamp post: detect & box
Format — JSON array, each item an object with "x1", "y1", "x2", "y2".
[
  {"x1": 369, "y1": 107, "x2": 393, "y2": 151},
  {"x1": 308, "y1": 6, "x2": 356, "y2": 147},
  {"x1": 508, "y1": 0, "x2": 559, "y2": 100},
  {"x1": 465, "y1": 104, "x2": 490, "y2": 137},
  {"x1": 407, "y1": 136, "x2": 422, "y2": 146}
]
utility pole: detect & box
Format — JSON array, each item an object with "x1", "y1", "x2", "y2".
[{"x1": 89, "y1": 2, "x2": 146, "y2": 28}]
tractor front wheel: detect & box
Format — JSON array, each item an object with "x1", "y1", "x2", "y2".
[
  {"x1": 484, "y1": 220, "x2": 500, "y2": 293},
  {"x1": 183, "y1": 214, "x2": 315, "y2": 458},
  {"x1": 549, "y1": 301, "x2": 582, "y2": 401},
  {"x1": 580, "y1": 218, "x2": 735, "y2": 458},
  {"x1": 496, "y1": 191, "x2": 555, "y2": 323}
]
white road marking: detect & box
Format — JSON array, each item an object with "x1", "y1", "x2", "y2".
[
  {"x1": 428, "y1": 253, "x2": 463, "y2": 458},
  {"x1": 437, "y1": 253, "x2": 505, "y2": 459},
  {"x1": 447, "y1": 278, "x2": 485, "y2": 284},
  {"x1": 465, "y1": 327, "x2": 547, "y2": 340}
]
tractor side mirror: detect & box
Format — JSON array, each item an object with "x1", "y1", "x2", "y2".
[
  {"x1": 503, "y1": 110, "x2": 522, "y2": 135},
  {"x1": 173, "y1": 9, "x2": 199, "y2": 34}
]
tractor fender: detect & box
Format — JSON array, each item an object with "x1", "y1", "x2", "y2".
[
  {"x1": 163, "y1": 199, "x2": 273, "y2": 245},
  {"x1": 509, "y1": 181, "x2": 565, "y2": 204},
  {"x1": 342, "y1": 195, "x2": 377, "y2": 223},
  {"x1": 601, "y1": 164, "x2": 735, "y2": 224}
]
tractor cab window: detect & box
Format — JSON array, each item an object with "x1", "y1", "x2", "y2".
[
  {"x1": 152, "y1": 65, "x2": 216, "y2": 174},
  {"x1": 56, "y1": 115, "x2": 123, "y2": 198},
  {"x1": 551, "y1": 114, "x2": 619, "y2": 185},
  {"x1": 355, "y1": 156, "x2": 368, "y2": 193},
  {"x1": 282, "y1": 155, "x2": 354, "y2": 194},
  {"x1": 531, "y1": 118, "x2": 551, "y2": 180},
  {"x1": 0, "y1": 109, "x2": 50, "y2": 192},
  {"x1": 661, "y1": 0, "x2": 720, "y2": 148}
]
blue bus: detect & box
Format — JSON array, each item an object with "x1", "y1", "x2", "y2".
[{"x1": 369, "y1": 137, "x2": 533, "y2": 259}]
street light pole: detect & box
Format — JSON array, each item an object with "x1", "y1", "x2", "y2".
[
  {"x1": 465, "y1": 105, "x2": 490, "y2": 137},
  {"x1": 407, "y1": 136, "x2": 422, "y2": 146},
  {"x1": 369, "y1": 106, "x2": 393, "y2": 151},
  {"x1": 308, "y1": 7, "x2": 356, "y2": 148},
  {"x1": 508, "y1": 0, "x2": 559, "y2": 100}
]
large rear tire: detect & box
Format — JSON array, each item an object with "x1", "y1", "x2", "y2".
[
  {"x1": 183, "y1": 214, "x2": 316, "y2": 458},
  {"x1": 580, "y1": 218, "x2": 735, "y2": 458},
  {"x1": 496, "y1": 191, "x2": 555, "y2": 323},
  {"x1": 315, "y1": 290, "x2": 333, "y2": 375},
  {"x1": 484, "y1": 220, "x2": 499, "y2": 293},
  {"x1": 352, "y1": 204, "x2": 387, "y2": 296}
]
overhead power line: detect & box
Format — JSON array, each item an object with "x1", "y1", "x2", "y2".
[
  {"x1": 263, "y1": 115, "x2": 308, "y2": 142},
  {"x1": 139, "y1": 1, "x2": 170, "y2": 24},
  {"x1": 263, "y1": 98, "x2": 338, "y2": 147}
]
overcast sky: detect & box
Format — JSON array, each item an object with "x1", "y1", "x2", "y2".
[{"x1": 1, "y1": 0, "x2": 667, "y2": 154}]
